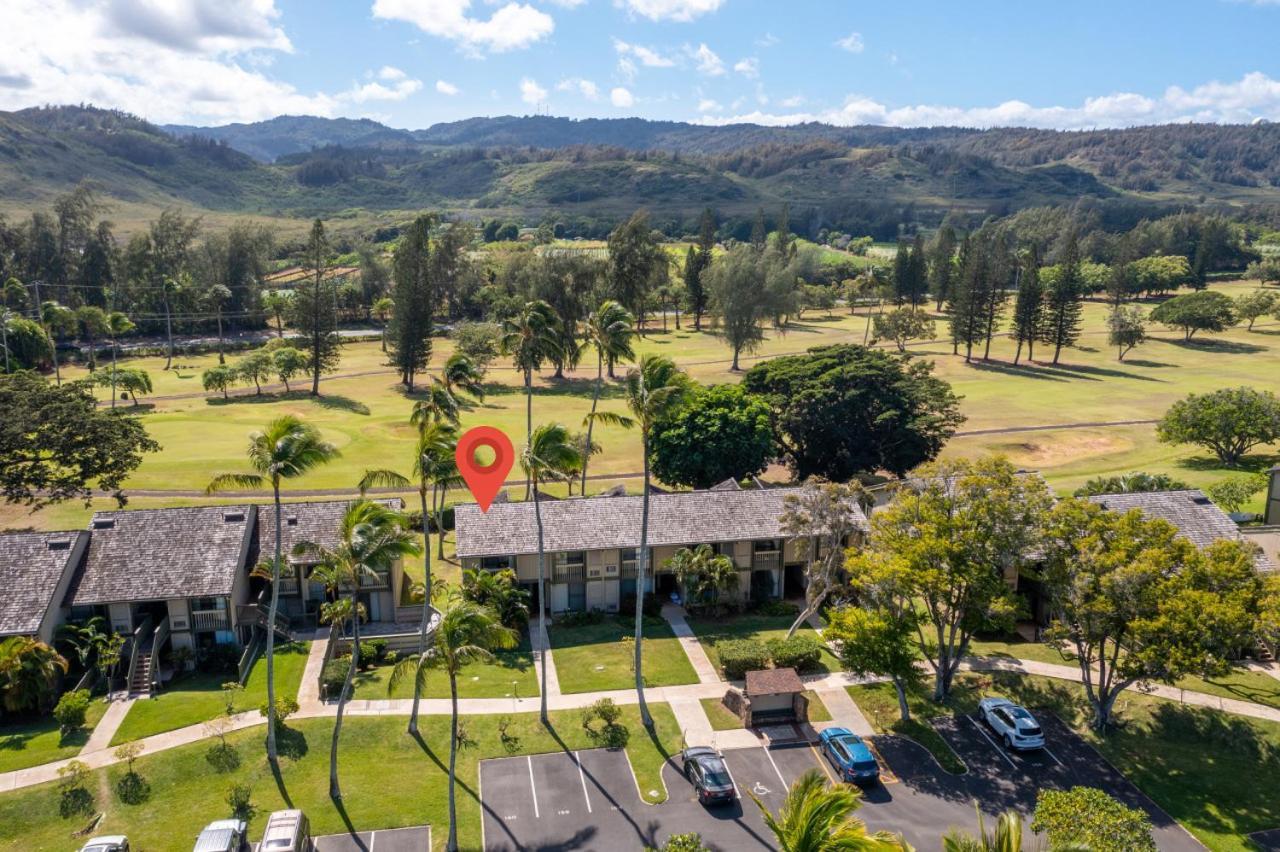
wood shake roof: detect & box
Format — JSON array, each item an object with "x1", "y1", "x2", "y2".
[
  {"x1": 1089, "y1": 489, "x2": 1274, "y2": 570},
  {"x1": 66, "y1": 505, "x2": 255, "y2": 606},
  {"x1": 745, "y1": 667, "x2": 805, "y2": 696},
  {"x1": 257, "y1": 498, "x2": 403, "y2": 565},
  {"x1": 455, "y1": 486, "x2": 867, "y2": 558},
  {"x1": 0, "y1": 531, "x2": 86, "y2": 636}
]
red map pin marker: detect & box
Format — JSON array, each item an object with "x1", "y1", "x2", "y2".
[{"x1": 455, "y1": 426, "x2": 515, "y2": 513}]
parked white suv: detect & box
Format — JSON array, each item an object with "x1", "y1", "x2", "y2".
[{"x1": 978, "y1": 697, "x2": 1045, "y2": 750}]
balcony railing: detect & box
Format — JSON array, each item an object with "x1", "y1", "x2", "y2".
[
  {"x1": 752, "y1": 551, "x2": 782, "y2": 572},
  {"x1": 358, "y1": 571, "x2": 390, "y2": 591},
  {"x1": 191, "y1": 609, "x2": 231, "y2": 632},
  {"x1": 277, "y1": 576, "x2": 301, "y2": 596}
]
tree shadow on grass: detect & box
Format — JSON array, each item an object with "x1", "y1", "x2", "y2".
[
  {"x1": 1118, "y1": 358, "x2": 1176, "y2": 368},
  {"x1": 1152, "y1": 336, "x2": 1268, "y2": 355},
  {"x1": 958, "y1": 359, "x2": 1071, "y2": 383},
  {"x1": 205, "y1": 389, "x2": 371, "y2": 415},
  {"x1": 1174, "y1": 452, "x2": 1280, "y2": 474},
  {"x1": 483, "y1": 377, "x2": 627, "y2": 401}
]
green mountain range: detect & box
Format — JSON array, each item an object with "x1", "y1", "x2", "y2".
[{"x1": 5, "y1": 105, "x2": 1280, "y2": 235}]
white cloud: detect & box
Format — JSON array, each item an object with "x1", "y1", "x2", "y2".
[
  {"x1": 372, "y1": 0, "x2": 554, "y2": 54},
  {"x1": 755, "y1": 32, "x2": 779, "y2": 48},
  {"x1": 545, "y1": 0, "x2": 586, "y2": 5},
  {"x1": 618, "y1": 0, "x2": 724, "y2": 22},
  {"x1": 435, "y1": 79, "x2": 459, "y2": 95},
  {"x1": 613, "y1": 39, "x2": 675, "y2": 68},
  {"x1": 557, "y1": 77, "x2": 600, "y2": 99},
  {"x1": 0, "y1": 0, "x2": 340, "y2": 124},
  {"x1": 691, "y1": 43, "x2": 725, "y2": 76},
  {"x1": 610, "y1": 87, "x2": 634, "y2": 107},
  {"x1": 734, "y1": 57, "x2": 759, "y2": 78},
  {"x1": 835, "y1": 31, "x2": 864, "y2": 53},
  {"x1": 378, "y1": 66, "x2": 406, "y2": 81},
  {"x1": 779, "y1": 94, "x2": 805, "y2": 108},
  {"x1": 343, "y1": 70, "x2": 422, "y2": 102},
  {"x1": 520, "y1": 76, "x2": 547, "y2": 105},
  {"x1": 695, "y1": 72, "x2": 1280, "y2": 129},
  {"x1": 697, "y1": 98, "x2": 721, "y2": 113}
]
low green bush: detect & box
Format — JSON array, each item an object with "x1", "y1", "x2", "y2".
[
  {"x1": 556, "y1": 610, "x2": 605, "y2": 628},
  {"x1": 751, "y1": 600, "x2": 799, "y2": 618},
  {"x1": 53, "y1": 689, "x2": 91, "y2": 733},
  {"x1": 320, "y1": 658, "x2": 350, "y2": 698},
  {"x1": 719, "y1": 639, "x2": 771, "y2": 680},
  {"x1": 767, "y1": 634, "x2": 823, "y2": 673}
]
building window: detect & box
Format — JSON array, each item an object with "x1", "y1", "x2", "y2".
[
  {"x1": 754, "y1": 539, "x2": 781, "y2": 553},
  {"x1": 480, "y1": 556, "x2": 512, "y2": 572},
  {"x1": 191, "y1": 597, "x2": 226, "y2": 612},
  {"x1": 553, "y1": 551, "x2": 587, "y2": 583}
]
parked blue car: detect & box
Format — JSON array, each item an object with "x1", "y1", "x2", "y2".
[{"x1": 818, "y1": 727, "x2": 880, "y2": 785}]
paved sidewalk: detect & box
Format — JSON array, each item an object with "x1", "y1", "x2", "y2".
[
  {"x1": 962, "y1": 656, "x2": 1280, "y2": 724},
  {"x1": 661, "y1": 604, "x2": 722, "y2": 685},
  {"x1": 296, "y1": 628, "x2": 331, "y2": 709},
  {"x1": 811, "y1": 687, "x2": 875, "y2": 737},
  {"x1": 533, "y1": 618, "x2": 562, "y2": 698},
  {"x1": 1247, "y1": 660, "x2": 1280, "y2": 684},
  {"x1": 80, "y1": 697, "x2": 135, "y2": 755}
]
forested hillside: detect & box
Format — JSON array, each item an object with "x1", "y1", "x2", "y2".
[{"x1": 5, "y1": 105, "x2": 1280, "y2": 237}]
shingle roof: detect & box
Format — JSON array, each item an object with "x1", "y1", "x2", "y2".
[
  {"x1": 1088, "y1": 489, "x2": 1273, "y2": 569},
  {"x1": 257, "y1": 499, "x2": 404, "y2": 565},
  {"x1": 0, "y1": 531, "x2": 86, "y2": 636},
  {"x1": 745, "y1": 667, "x2": 805, "y2": 696},
  {"x1": 66, "y1": 505, "x2": 255, "y2": 605},
  {"x1": 455, "y1": 486, "x2": 866, "y2": 558}
]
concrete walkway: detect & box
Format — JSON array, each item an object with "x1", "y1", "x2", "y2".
[
  {"x1": 296, "y1": 628, "x2": 331, "y2": 709},
  {"x1": 532, "y1": 618, "x2": 562, "y2": 698},
  {"x1": 962, "y1": 656, "x2": 1280, "y2": 724},
  {"x1": 79, "y1": 697, "x2": 135, "y2": 755},
  {"x1": 811, "y1": 686, "x2": 875, "y2": 737},
  {"x1": 661, "y1": 605, "x2": 722, "y2": 685}
]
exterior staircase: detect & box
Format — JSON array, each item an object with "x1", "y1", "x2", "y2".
[
  {"x1": 129, "y1": 651, "x2": 154, "y2": 695},
  {"x1": 1257, "y1": 637, "x2": 1276, "y2": 663}
]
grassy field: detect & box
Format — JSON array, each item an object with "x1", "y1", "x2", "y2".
[
  {"x1": 686, "y1": 613, "x2": 842, "y2": 678},
  {"x1": 548, "y1": 616, "x2": 699, "y2": 693},
  {"x1": 851, "y1": 671, "x2": 1280, "y2": 851},
  {"x1": 0, "y1": 700, "x2": 107, "y2": 774},
  {"x1": 4, "y1": 280, "x2": 1278, "y2": 535},
  {"x1": 110, "y1": 643, "x2": 310, "y2": 745},
  {"x1": 0, "y1": 704, "x2": 683, "y2": 852},
  {"x1": 351, "y1": 640, "x2": 537, "y2": 700}
]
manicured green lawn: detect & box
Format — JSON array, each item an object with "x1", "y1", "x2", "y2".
[
  {"x1": 549, "y1": 616, "x2": 699, "y2": 693},
  {"x1": 967, "y1": 637, "x2": 1280, "y2": 709},
  {"x1": 687, "y1": 613, "x2": 842, "y2": 678},
  {"x1": 848, "y1": 682, "x2": 967, "y2": 774},
  {"x1": 351, "y1": 638, "x2": 538, "y2": 700},
  {"x1": 110, "y1": 642, "x2": 310, "y2": 745},
  {"x1": 0, "y1": 700, "x2": 107, "y2": 773},
  {"x1": 0, "y1": 704, "x2": 683, "y2": 852},
  {"x1": 852, "y1": 671, "x2": 1280, "y2": 851}
]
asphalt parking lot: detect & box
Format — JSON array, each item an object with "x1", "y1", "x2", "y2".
[
  {"x1": 252, "y1": 825, "x2": 430, "y2": 852},
  {"x1": 478, "y1": 714, "x2": 1204, "y2": 851}
]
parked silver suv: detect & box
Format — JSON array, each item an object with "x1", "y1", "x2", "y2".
[
  {"x1": 978, "y1": 696, "x2": 1046, "y2": 750},
  {"x1": 193, "y1": 819, "x2": 249, "y2": 852}
]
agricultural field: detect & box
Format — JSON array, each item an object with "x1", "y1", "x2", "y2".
[{"x1": 3, "y1": 280, "x2": 1277, "y2": 534}]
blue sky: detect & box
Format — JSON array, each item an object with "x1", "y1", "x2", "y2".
[{"x1": 4, "y1": 0, "x2": 1280, "y2": 129}]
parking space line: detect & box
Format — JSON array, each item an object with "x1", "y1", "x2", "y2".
[
  {"x1": 967, "y1": 715, "x2": 1016, "y2": 769},
  {"x1": 574, "y1": 751, "x2": 592, "y2": 814},
  {"x1": 368, "y1": 830, "x2": 377, "y2": 852},
  {"x1": 762, "y1": 745, "x2": 789, "y2": 789},
  {"x1": 865, "y1": 741, "x2": 900, "y2": 785},
  {"x1": 1043, "y1": 746, "x2": 1065, "y2": 768},
  {"x1": 527, "y1": 755, "x2": 541, "y2": 818},
  {"x1": 809, "y1": 743, "x2": 837, "y2": 784}
]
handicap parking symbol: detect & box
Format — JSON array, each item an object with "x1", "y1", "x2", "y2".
[{"x1": 752, "y1": 782, "x2": 772, "y2": 796}]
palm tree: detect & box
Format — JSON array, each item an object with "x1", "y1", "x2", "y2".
[
  {"x1": 591, "y1": 354, "x2": 688, "y2": 728},
  {"x1": 941, "y1": 808, "x2": 1027, "y2": 852},
  {"x1": 753, "y1": 770, "x2": 909, "y2": 852},
  {"x1": 390, "y1": 590, "x2": 516, "y2": 852},
  {"x1": 410, "y1": 384, "x2": 461, "y2": 429},
  {"x1": 580, "y1": 300, "x2": 635, "y2": 493},
  {"x1": 0, "y1": 636, "x2": 68, "y2": 713},
  {"x1": 300, "y1": 499, "x2": 420, "y2": 800},
  {"x1": 438, "y1": 352, "x2": 487, "y2": 406},
  {"x1": 74, "y1": 306, "x2": 109, "y2": 372},
  {"x1": 520, "y1": 422, "x2": 582, "y2": 724},
  {"x1": 105, "y1": 307, "x2": 135, "y2": 409},
  {"x1": 359, "y1": 419, "x2": 458, "y2": 733},
  {"x1": 500, "y1": 300, "x2": 560, "y2": 498},
  {"x1": 57, "y1": 617, "x2": 107, "y2": 677},
  {"x1": 206, "y1": 415, "x2": 339, "y2": 762}
]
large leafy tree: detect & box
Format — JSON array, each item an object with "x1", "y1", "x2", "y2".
[
  {"x1": 0, "y1": 636, "x2": 68, "y2": 713},
  {"x1": 704, "y1": 243, "x2": 776, "y2": 370},
  {"x1": 1032, "y1": 787, "x2": 1156, "y2": 852},
  {"x1": 291, "y1": 219, "x2": 342, "y2": 395},
  {"x1": 607, "y1": 210, "x2": 666, "y2": 333},
  {"x1": 206, "y1": 415, "x2": 339, "y2": 761},
  {"x1": 742, "y1": 344, "x2": 963, "y2": 481},
  {"x1": 825, "y1": 606, "x2": 920, "y2": 723},
  {"x1": 580, "y1": 299, "x2": 635, "y2": 492},
  {"x1": 684, "y1": 207, "x2": 716, "y2": 331},
  {"x1": 1072, "y1": 471, "x2": 1188, "y2": 497},
  {"x1": 0, "y1": 372, "x2": 159, "y2": 509},
  {"x1": 520, "y1": 422, "x2": 582, "y2": 723},
  {"x1": 752, "y1": 769, "x2": 908, "y2": 852},
  {"x1": 1156, "y1": 386, "x2": 1280, "y2": 466},
  {"x1": 850, "y1": 457, "x2": 1054, "y2": 701},
  {"x1": 462, "y1": 568, "x2": 530, "y2": 630},
  {"x1": 391, "y1": 591, "x2": 516, "y2": 852},
  {"x1": 1040, "y1": 498, "x2": 1264, "y2": 729},
  {"x1": 1150, "y1": 290, "x2": 1238, "y2": 340},
  {"x1": 649, "y1": 384, "x2": 774, "y2": 489},
  {"x1": 780, "y1": 480, "x2": 869, "y2": 638},
  {"x1": 300, "y1": 499, "x2": 420, "y2": 799},
  {"x1": 388, "y1": 215, "x2": 435, "y2": 390}
]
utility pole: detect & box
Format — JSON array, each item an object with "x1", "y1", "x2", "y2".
[
  {"x1": 32, "y1": 279, "x2": 60, "y2": 384},
  {"x1": 1, "y1": 307, "x2": 9, "y2": 374}
]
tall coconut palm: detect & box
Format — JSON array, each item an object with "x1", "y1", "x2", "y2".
[
  {"x1": 410, "y1": 383, "x2": 461, "y2": 428},
  {"x1": 300, "y1": 499, "x2": 420, "y2": 799},
  {"x1": 579, "y1": 300, "x2": 635, "y2": 494},
  {"x1": 753, "y1": 769, "x2": 909, "y2": 852},
  {"x1": 500, "y1": 300, "x2": 560, "y2": 498},
  {"x1": 390, "y1": 590, "x2": 516, "y2": 852},
  {"x1": 438, "y1": 351, "x2": 487, "y2": 406},
  {"x1": 590, "y1": 354, "x2": 688, "y2": 728},
  {"x1": 0, "y1": 637, "x2": 68, "y2": 713},
  {"x1": 206, "y1": 415, "x2": 339, "y2": 762},
  {"x1": 359, "y1": 419, "x2": 458, "y2": 733},
  {"x1": 520, "y1": 422, "x2": 583, "y2": 724},
  {"x1": 105, "y1": 307, "x2": 135, "y2": 410},
  {"x1": 941, "y1": 808, "x2": 1029, "y2": 852}
]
